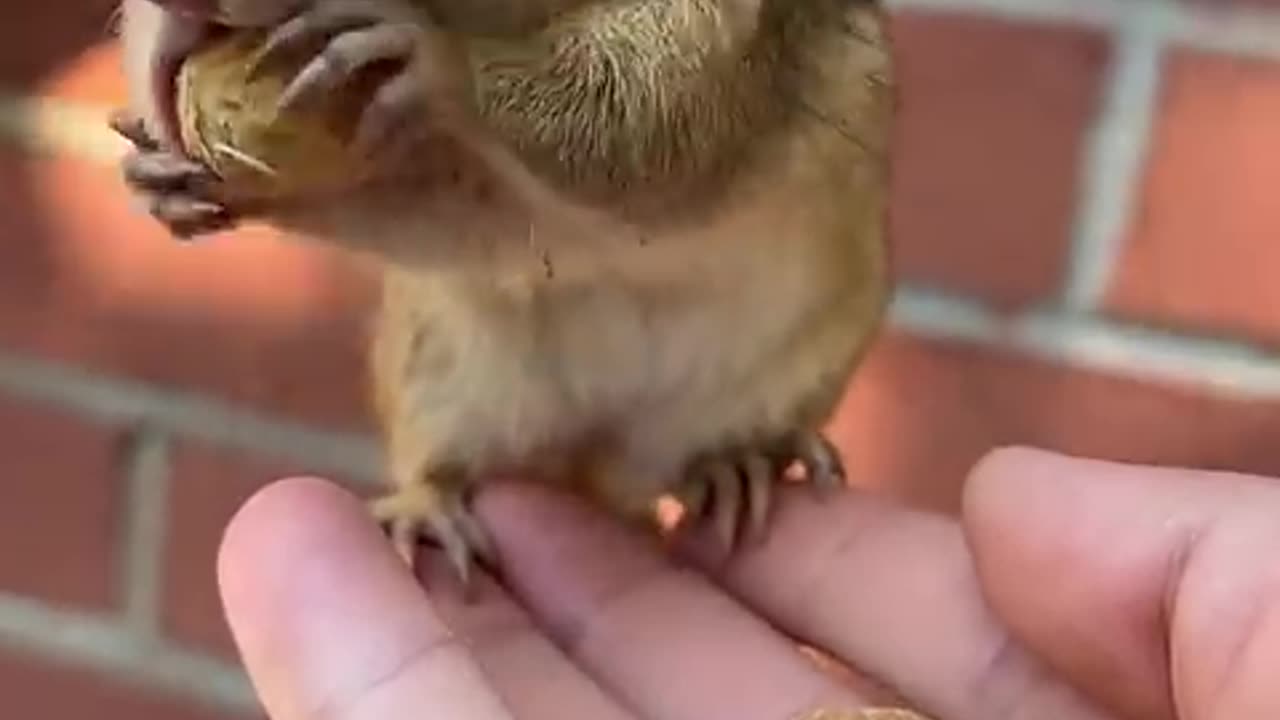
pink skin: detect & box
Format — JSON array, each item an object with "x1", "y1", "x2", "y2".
[{"x1": 216, "y1": 450, "x2": 1280, "y2": 719}]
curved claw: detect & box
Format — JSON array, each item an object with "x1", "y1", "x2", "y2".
[
  {"x1": 146, "y1": 194, "x2": 233, "y2": 239},
  {"x1": 680, "y1": 448, "x2": 779, "y2": 553},
  {"x1": 244, "y1": 0, "x2": 444, "y2": 165},
  {"x1": 742, "y1": 452, "x2": 774, "y2": 541},
  {"x1": 677, "y1": 429, "x2": 849, "y2": 555},
  {"x1": 786, "y1": 430, "x2": 847, "y2": 494},
  {"x1": 247, "y1": 5, "x2": 380, "y2": 81},
  {"x1": 370, "y1": 482, "x2": 496, "y2": 600},
  {"x1": 709, "y1": 462, "x2": 742, "y2": 551},
  {"x1": 111, "y1": 109, "x2": 236, "y2": 241},
  {"x1": 122, "y1": 151, "x2": 214, "y2": 193},
  {"x1": 109, "y1": 109, "x2": 159, "y2": 152},
  {"x1": 277, "y1": 24, "x2": 418, "y2": 113}
]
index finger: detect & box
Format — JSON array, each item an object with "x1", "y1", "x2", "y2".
[
  {"x1": 217, "y1": 477, "x2": 514, "y2": 720},
  {"x1": 676, "y1": 484, "x2": 1107, "y2": 720},
  {"x1": 475, "y1": 482, "x2": 872, "y2": 720}
]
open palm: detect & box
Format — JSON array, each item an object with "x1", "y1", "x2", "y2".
[{"x1": 218, "y1": 448, "x2": 1280, "y2": 720}]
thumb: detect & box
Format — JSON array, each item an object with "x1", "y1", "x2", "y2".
[{"x1": 962, "y1": 447, "x2": 1280, "y2": 720}]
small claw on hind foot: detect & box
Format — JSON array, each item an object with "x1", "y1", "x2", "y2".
[
  {"x1": 783, "y1": 429, "x2": 847, "y2": 494},
  {"x1": 678, "y1": 448, "x2": 778, "y2": 553},
  {"x1": 676, "y1": 429, "x2": 849, "y2": 555},
  {"x1": 369, "y1": 484, "x2": 496, "y2": 598}
]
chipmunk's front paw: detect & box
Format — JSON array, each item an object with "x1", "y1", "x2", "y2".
[
  {"x1": 111, "y1": 110, "x2": 236, "y2": 240},
  {"x1": 248, "y1": 0, "x2": 464, "y2": 163}
]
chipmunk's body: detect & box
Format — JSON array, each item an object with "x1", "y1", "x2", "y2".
[{"x1": 118, "y1": 0, "x2": 892, "y2": 604}]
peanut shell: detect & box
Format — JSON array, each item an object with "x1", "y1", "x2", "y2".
[{"x1": 176, "y1": 30, "x2": 369, "y2": 201}]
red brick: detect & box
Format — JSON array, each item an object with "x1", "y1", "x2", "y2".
[
  {"x1": 0, "y1": 647, "x2": 258, "y2": 720},
  {"x1": 1108, "y1": 49, "x2": 1280, "y2": 346},
  {"x1": 828, "y1": 330, "x2": 1280, "y2": 514},
  {"x1": 0, "y1": 0, "x2": 120, "y2": 93},
  {"x1": 0, "y1": 146, "x2": 379, "y2": 432},
  {"x1": 163, "y1": 441, "x2": 369, "y2": 659},
  {"x1": 36, "y1": 39, "x2": 127, "y2": 106},
  {"x1": 0, "y1": 395, "x2": 122, "y2": 610},
  {"x1": 887, "y1": 12, "x2": 1110, "y2": 308}
]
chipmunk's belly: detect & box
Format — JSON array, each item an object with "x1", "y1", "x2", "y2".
[{"x1": 405, "y1": 267, "x2": 821, "y2": 480}]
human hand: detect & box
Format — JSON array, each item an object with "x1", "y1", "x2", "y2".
[{"x1": 216, "y1": 447, "x2": 1280, "y2": 719}]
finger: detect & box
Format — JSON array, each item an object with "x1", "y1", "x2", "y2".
[
  {"x1": 248, "y1": 6, "x2": 378, "y2": 81},
  {"x1": 476, "y1": 482, "x2": 868, "y2": 720},
  {"x1": 421, "y1": 551, "x2": 639, "y2": 720},
  {"x1": 965, "y1": 447, "x2": 1280, "y2": 720},
  {"x1": 355, "y1": 70, "x2": 424, "y2": 157},
  {"x1": 217, "y1": 477, "x2": 514, "y2": 720},
  {"x1": 676, "y1": 484, "x2": 1107, "y2": 720},
  {"x1": 149, "y1": 195, "x2": 233, "y2": 240},
  {"x1": 109, "y1": 109, "x2": 159, "y2": 151},
  {"x1": 278, "y1": 25, "x2": 416, "y2": 112},
  {"x1": 122, "y1": 152, "x2": 210, "y2": 191}
]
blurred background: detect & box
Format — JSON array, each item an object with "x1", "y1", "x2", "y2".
[{"x1": 3, "y1": 0, "x2": 1280, "y2": 716}]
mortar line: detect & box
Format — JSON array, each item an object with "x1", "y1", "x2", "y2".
[
  {"x1": 891, "y1": 286, "x2": 1280, "y2": 397},
  {"x1": 117, "y1": 426, "x2": 172, "y2": 639},
  {"x1": 1165, "y1": 3, "x2": 1280, "y2": 61},
  {"x1": 0, "y1": 95, "x2": 124, "y2": 165},
  {"x1": 0, "y1": 593, "x2": 257, "y2": 715},
  {"x1": 887, "y1": 0, "x2": 1123, "y2": 27},
  {"x1": 0, "y1": 350, "x2": 382, "y2": 483},
  {"x1": 1059, "y1": 2, "x2": 1167, "y2": 312}
]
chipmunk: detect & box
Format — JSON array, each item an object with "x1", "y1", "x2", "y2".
[{"x1": 115, "y1": 0, "x2": 894, "y2": 599}]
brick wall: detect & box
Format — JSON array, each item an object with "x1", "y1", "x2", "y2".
[{"x1": 3, "y1": 0, "x2": 1280, "y2": 716}]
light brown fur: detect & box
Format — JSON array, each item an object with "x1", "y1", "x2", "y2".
[
  {"x1": 119, "y1": 5, "x2": 924, "y2": 717},
  {"x1": 119, "y1": 0, "x2": 895, "y2": 566},
  {"x1": 355, "y1": 0, "x2": 894, "y2": 520}
]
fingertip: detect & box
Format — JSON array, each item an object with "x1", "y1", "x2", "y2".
[
  {"x1": 962, "y1": 446, "x2": 1144, "y2": 604},
  {"x1": 960, "y1": 448, "x2": 1208, "y2": 719},
  {"x1": 217, "y1": 476, "x2": 368, "y2": 605},
  {"x1": 963, "y1": 445, "x2": 1067, "y2": 520},
  {"x1": 961, "y1": 446, "x2": 1132, "y2": 568},
  {"x1": 215, "y1": 476, "x2": 510, "y2": 720},
  {"x1": 219, "y1": 475, "x2": 355, "y2": 549}
]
